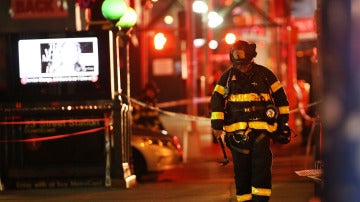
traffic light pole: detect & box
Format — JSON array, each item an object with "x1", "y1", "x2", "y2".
[
  {"x1": 108, "y1": 26, "x2": 136, "y2": 188},
  {"x1": 109, "y1": 27, "x2": 125, "y2": 183}
]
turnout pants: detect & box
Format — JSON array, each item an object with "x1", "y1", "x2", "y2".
[{"x1": 225, "y1": 130, "x2": 272, "y2": 202}]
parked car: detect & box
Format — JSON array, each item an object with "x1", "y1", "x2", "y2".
[{"x1": 131, "y1": 126, "x2": 183, "y2": 181}]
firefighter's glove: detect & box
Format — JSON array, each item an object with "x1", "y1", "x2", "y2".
[{"x1": 273, "y1": 122, "x2": 291, "y2": 144}]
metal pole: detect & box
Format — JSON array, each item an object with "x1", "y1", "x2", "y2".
[
  {"x1": 284, "y1": 0, "x2": 298, "y2": 129},
  {"x1": 184, "y1": 0, "x2": 202, "y2": 159},
  {"x1": 185, "y1": 0, "x2": 197, "y2": 117},
  {"x1": 139, "y1": 4, "x2": 150, "y2": 86},
  {"x1": 205, "y1": 0, "x2": 213, "y2": 115},
  {"x1": 110, "y1": 27, "x2": 124, "y2": 181},
  {"x1": 125, "y1": 31, "x2": 132, "y2": 163}
]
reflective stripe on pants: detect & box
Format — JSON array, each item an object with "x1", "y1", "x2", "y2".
[{"x1": 230, "y1": 131, "x2": 272, "y2": 202}]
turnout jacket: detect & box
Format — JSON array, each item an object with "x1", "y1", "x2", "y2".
[
  {"x1": 132, "y1": 95, "x2": 165, "y2": 131},
  {"x1": 210, "y1": 63, "x2": 289, "y2": 133}
]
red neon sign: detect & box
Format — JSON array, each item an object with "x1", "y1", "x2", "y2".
[{"x1": 10, "y1": 0, "x2": 69, "y2": 19}]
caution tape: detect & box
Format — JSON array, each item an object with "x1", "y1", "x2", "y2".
[
  {"x1": 0, "y1": 127, "x2": 105, "y2": 143},
  {"x1": 157, "y1": 97, "x2": 210, "y2": 108},
  {"x1": 131, "y1": 98, "x2": 210, "y2": 122},
  {"x1": 0, "y1": 118, "x2": 107, "y2": 143},
  {"x1": 0, "y1": 98, "x2": 322, "y2": 143},
  {"x1": 131, "y1": 97, "x2": 322, "y2": 122},
  {"x1": 289, "y1": 100, "x2": 322, "y2": 114},
  {"x1": 0, "y1": 118, "x2": 106, "y2": 125}
]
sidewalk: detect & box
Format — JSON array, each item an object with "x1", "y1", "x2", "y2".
[
  {"x1": 0, "y1": 115, "x2": 319, "y2": 201},
  {"x1": 0, "y1": 154, "x2": 317, "y2": 202}
]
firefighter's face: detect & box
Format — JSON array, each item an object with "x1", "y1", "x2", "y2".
[
  {"x1": 232, "y1": 48, "x2": 253, "y2": 66},
  {"x1": 232, "y1": 49, "x2": 246, "y2": 60},
  {"x1": 230, "y1": 40, "x2": 257, "y2": 66}
]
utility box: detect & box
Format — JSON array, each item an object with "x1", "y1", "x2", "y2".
[
  {"x1": 0, "y1": 30, "x2": 134, "y2": 189},
  {"x1": 0, "y1": 103, "x2": 112, "y2": 189}
]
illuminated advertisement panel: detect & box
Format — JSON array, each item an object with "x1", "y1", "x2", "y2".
[{"x1": 18, "y1": 37, "x2": 99, "y2": 84}]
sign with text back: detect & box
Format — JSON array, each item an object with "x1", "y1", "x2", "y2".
[{"x1": 10, "y1": 0, "x2": 69, "y2": 19}]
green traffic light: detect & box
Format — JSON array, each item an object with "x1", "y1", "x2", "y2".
[
  {"x1": 101, "y1": 0, "x2": 128, "y2": 21},
  {"x1": 116, "y1": 7, "x2": 138, "y2": 28}
]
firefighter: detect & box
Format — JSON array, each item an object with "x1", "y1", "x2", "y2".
[
  {"x1": 132, "y1": 81, "x2": 165, "y2": 131},
  {"x1": 210, "y1": 40, "x2": 291, "y2": 202}
]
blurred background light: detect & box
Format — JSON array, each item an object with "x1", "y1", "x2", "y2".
[
  {"x1": 208, "y1": 40, "x2": 218, "y2": 50},
  {"x1": 225, "y1": 32, "x2": 236, "y2": 44},
  {"x1": 208, "y1": 11, "x2": 223, "y2": 28},
  {"x1": 164, "y1": 15, "x2": 174, "y2": 24},
  {"x1": 192, "y1": 1, "x2": 208, "y2": 14},
  {"x1": 193, "y1": 38, "x2": 205, "y2": 47}
]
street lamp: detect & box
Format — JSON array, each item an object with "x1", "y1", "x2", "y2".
[{"x1": 101, "y1": 0, "x2": 137, "y2": 188}]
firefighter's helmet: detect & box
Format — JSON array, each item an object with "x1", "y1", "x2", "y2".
[
  {"x1": 229, "y1": 40, "x2": 257, "y2": 65},
  {"x1": 143, "y1": 81, "x2": 160, "y2": 94}
]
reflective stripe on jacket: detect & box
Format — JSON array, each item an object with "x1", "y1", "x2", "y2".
[{"x1": 210, "y1": 63, "x2": 289, "y2": 133}]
